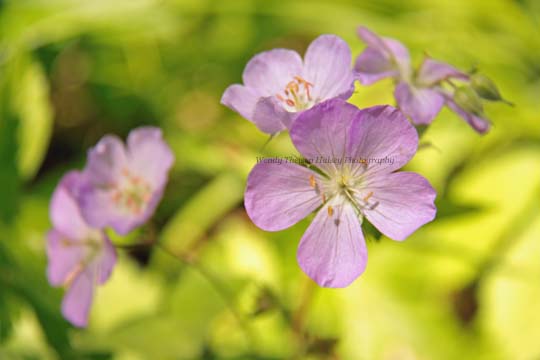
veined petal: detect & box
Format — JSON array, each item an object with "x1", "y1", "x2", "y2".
[
  {"x1": 253, "y1": 96, "x2": 293, "y2": 133},
  {"x1": 221, "y1": 84, "x2": 260, "y2": 124},
  {"x1": 290, "y1": 99, "x2": 362, "y2": 175},
  {"x1": 348, "y1": 105, "x2": 418, "y2": 177},
  {"x1": 303, "y1": 35, "x2": 355, "y2": 101},
  {"x1": 49, "y1": 171, "x2": 93, "y2": 240},
  {"x1": 46, "y1": 229, "x2": 87, "y2": 287},
  {"x1": 356, "y1": 26, "x2": 411, "y2": 81},
  {"x1": 61, "y1": 269, "x2": 95, "y2": 327},
  {"x1": 297, "y1": 199, "x2": 367, "y2": 288},
  {"x1": 126, "y1": 126, "x2": 174, "y2": 188},
  {"x1": 354, "y1": 47, "x2": 399, "y2": 85},
  {"x1": 358, "y1": 172, "x2": 436, "y2": 241},
  {"x1": 244, "y1": 162, "x2": 324, "y2": 231},
  {"x1": 417, "y1": 58, "x2": 469, "y2": 86},
  {"x1": 446, "y1": 99, "x2": 491, "y2": 134},
  {"x1": 394, "y1": 82, "x2": 445, "y2": 125},
  {"x1": 242, "y1": 49, "x2": 303, "y2": 96},
  {"x1": 96, "y1": 237, "x2": 117, "y2": 284},
  {"x1": 85, "y1": 135, "x2": 127, "y2": 186}
]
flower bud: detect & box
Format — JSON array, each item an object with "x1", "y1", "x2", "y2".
[
  {"x1": 471, "y1": 73, "x2": 513, "y2": 105},
  {"x1": 453, "y1": 86, "x2": 484, "y2": 116}
]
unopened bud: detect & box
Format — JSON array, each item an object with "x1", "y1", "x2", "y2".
[
  {"x1": 471, "y1": 73, "x2": 513, "y2": 105},
  {"x1": 453, "y1": 86, "x2": 484, "y2": 116}
]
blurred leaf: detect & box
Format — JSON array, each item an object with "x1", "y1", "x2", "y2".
[
  {"x1": 154, "y1": 172, "x2": 244, "y2": 272},
  {"x1": 7, "y1": 262, "x2": 74, "y2": 358},
  {"x1": 362, "y1": 219, "x2": 382, "y2": 242},
  {"x1": 0, "y1": 231, "x2": 74, "y2": 359},
  {"x1": 14, "y1": 57, "x2": 53, "y2": 180},
  {"x1": 435, "y1": 197, "x2": 484, "y2": 219},
  {"x1": 0, "y1": 88, "x2": 21, "y2": 224},
  {"x1": 0, "y1": 246, "x2": 16, "y2": 344}
]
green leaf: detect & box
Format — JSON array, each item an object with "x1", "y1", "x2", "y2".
[
  {"x1": 154, "y1": 172, "x2": 244, "y2": 272},
  {"x1": 14, "y1": 58, "x2": 53, "y2": 180},
  {"x1": 0, "y1": 87, "x2": 21, "y2": 224}
]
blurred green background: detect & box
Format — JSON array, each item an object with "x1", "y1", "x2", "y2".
[{"x1": 1, "y1": 0, "x2": 540, "y2": 359}]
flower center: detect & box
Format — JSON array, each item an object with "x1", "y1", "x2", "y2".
[
  {"x1": 309, "y1": 171, "x2": 379, "y2": 217},
  {"x1": 276, "y1": 76, "x2": 315, "y2": 111},
  {"x1": 110, "y1": 168, "x2": 152, "y2": 215}
]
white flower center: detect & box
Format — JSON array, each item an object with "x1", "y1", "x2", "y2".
[
  {"x1": 275, "y1": 76, "x2": 315, "y2": 111},
  {"x1": 309, "y1": 166, "x2": 379, "y2": 218},
  {"x1": 110, "y1": 168, "x2": 152, "y2": 215}
]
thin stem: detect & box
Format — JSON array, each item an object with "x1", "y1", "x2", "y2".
[
  {"x1": 116, "y1": 241, "x2": 258, "y2": 357},
  {"x1": 291, "y1": 277, "x2": 317, "y2": 358}
]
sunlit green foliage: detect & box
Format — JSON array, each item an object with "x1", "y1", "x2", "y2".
[{"x1": 1, "y1": 0, "x2": 539, "y2": 359}]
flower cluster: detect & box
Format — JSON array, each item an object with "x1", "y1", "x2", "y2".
[
  {"x1": 222, "y1": 35, "x2": 355, "y2": 134},
  {"x1": 355, "y1": 27, "x2": 510, "y2": 134},
  {"x1": 46, "y1": 127, "x2": 174, "y2": 326},
  {"x1": 222, "y1": 27, "x2": 507, "y2": 287}
]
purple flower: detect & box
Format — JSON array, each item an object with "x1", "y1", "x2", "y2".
[
  {"x1": 221, "y1": 35, "x2": 355, "y2": 134},
  {"x1": 79, "y1": 127, "x2": 174, "y2": 235},
  {"x1": 46, "y1": 171, "x2": 117, "y2": 327},
  {"x1": 354, "y1": 26, "x2": 490, "y2": 133},
  {"x1": 244, "y1": 99, "x2": 436, "y2": 288}
]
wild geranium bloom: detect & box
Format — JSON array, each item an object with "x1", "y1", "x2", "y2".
[
  {"x1": 47, "y1": 171, "x2": 116, "y2": 327},
  {"x1": 79, "y1": 127, "x2": 174, "y2": 235},
  {"x1": 221, "y1": 35, "x2": 355, "y2": 134},
  {"x1": 245, "y1": 99, "x2": 436, "y2": 287},
  {"x1": 354, "y1": 26, "x2": 490, "y2": 133}
]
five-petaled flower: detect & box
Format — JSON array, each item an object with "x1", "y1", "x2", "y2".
[
  {"x1": 221, "y1": 35, "x2": 356, "y2": 134},
  {"x1": 46, "y1": 171, "x2": 117, "y2": 327},
  {"x1": 78, "y1": 127, "x2": 174, "y2": 235},
  {"x1": 244, "y1": 99, "x2": 436, "y2": 287},
  {"x1": 354, "y1": 26, "x2": 490, "y2": 134}
]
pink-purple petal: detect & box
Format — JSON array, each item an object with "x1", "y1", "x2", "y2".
[
  {"x1": 96, "y1": 237, "x2": 117, "y2": 284},
  {"x1": 297, "y1": 200, "x2": 367, "y2": 288},
  {"x1": 221, "y1": 84, "x2": 260, "y2": 124},
  {"x1": 394, "y1": 82, "x2": 445, "y2": 125},
  {"x1": 49, "y1": 171, "x2": 92, "y2": 240},
  {"x1": 46, "y1": 229, "x2": 87, "y2": 287},
  {"x1": 126, "y1": 126, "x2": 174, "y2": 188},
  {"x1": 290, "y1": 99, "x2": 362, "y2": 175},
  {"x1": 85, "y1": 135, "x2": 127, "y2": 186},
  {"x1": 242, "y1": 49, "x2": 303, "y2": 96},
  {"x1": 359, "y1": 172, "x2": 437, "y2": 241},
  {"x1": 78, "y1": 188, "x2": 137, "y2": 235},
  {"x1": 349, "y1": 105, "x2": 418, "y2": 176},
  {"x1": 253, "y1": 96, "x2": 293, "y2": 133},
  {"x1": 356, "y1": 26, "x2": 411, "y2": 81},
  {"x1": 446, "y1": 100, "x2": 491, "y2": 134},
  {"x1": 417, "y1": 58, "x2": 469, "y2": 86},
  {"x1": 303, "y1": 35, "x2": 355, "y2": 101},
  {"x1": 354, "y1": 47, "x2": 398, "y2": 85},
  {"x1": 244, "y1": 162, "x2": 324, "y2": 232},
  {"x1": 61, "y1": 269, "x2": 95, "y2": 328}
]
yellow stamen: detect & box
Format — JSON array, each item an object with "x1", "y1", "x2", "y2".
[
  {"x1": 363, "y1": 191, "x2": 374, "y2": 202},
  {"x1": 309, "y1": 175, "x2": 316, "y2": 188}
]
